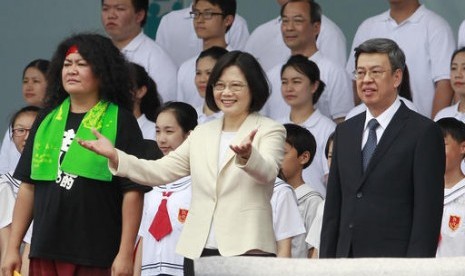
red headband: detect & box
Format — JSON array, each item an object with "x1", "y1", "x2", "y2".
[{"x1": 66, "y1": 45, "x2": 79, "y2": 57}]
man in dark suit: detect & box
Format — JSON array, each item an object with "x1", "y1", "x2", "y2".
[{"x1": 320, "y1": 38, "x2": 445, "y2": 258}]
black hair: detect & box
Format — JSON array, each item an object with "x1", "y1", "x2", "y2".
[
  {"x1": 451, "y1": 47, "x2": 465, "y2": 65},
  {"x1": 280, "y1": 0, "x2": 322, "y2": 23},
  {"x1": 101, "y1": 0, "x2": 148, "y2": 27},
  {"x1": 205, "y1": 51, "x2": 270, "y2": 113},
  {"x1": 127, "y1": 62, "x2": 162, "y2": 122},
  {"x1": 324, "y1": 131, "x2": 335, "y2": 159},
  {"x1": 398, "y1": 64, "x2": 412, "y2": 101},
  {"x1": 196, "y1": 46, "x2": 229, "y2": 64},
  {"x1": 156, "y1": 101, "x2": 198, "y2": 134},
  {"x1": 284, "y1": 123, "x2": 316, "y2": 169},
  {"x1": 281, "y1": 54, "x2": 326, "y2": 104},
  {"x1": 9, "y1": 106, "x2": 41, "y2": 138},
  {"x1": 193, "y1": 0, "x2": 236, "y2": 32},
  {"x1": 437, "y1": 118, "x2": 465, "y2": 144},
  {"x1": 22, "y1": 59, "x2": 50, "y2": 79},
  {"x1": 45, "y1": 33, "x2": 133, "y2": 111}
]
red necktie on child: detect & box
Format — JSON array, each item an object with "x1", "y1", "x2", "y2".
[{"x1": 149, "y1": 191, "x2": 173, "y2": 241}]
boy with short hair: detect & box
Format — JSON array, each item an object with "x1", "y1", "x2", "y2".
[
  {"x1": 436, "y1": 118, "x2": 465, "y2": 257},
  {"x1": 281, "y1": 123, "x2": 323, "y2": 258}
]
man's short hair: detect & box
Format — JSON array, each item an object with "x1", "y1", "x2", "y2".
[{"x1": 354, "y1": 38, "x2": 406, "y2": 72}]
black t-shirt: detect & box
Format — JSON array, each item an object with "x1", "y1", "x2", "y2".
[{"x1": 14, "y1": 107, "x2": 152, "y2": 267}]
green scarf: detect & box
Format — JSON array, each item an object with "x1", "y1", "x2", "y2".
[{"x1": 31, "y1": 97, "x2": 118, "y2": 181}]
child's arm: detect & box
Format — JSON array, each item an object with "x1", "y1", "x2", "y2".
[
  {"x1": 112, "y1": 190, "x2": 143, "y2": 276},
  {"x1": 276, "y1": 238, "x2": 292, "y2": 258},
  {"x1": 133, "y1": 237, "x2": 143, "y2": 276},
  {"x1": 2, "y1": 183, "x2": 34, "y2": 276}
]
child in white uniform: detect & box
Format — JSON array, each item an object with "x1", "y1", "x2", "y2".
[
  {"x1": 280, "y1": 124, "x2": 323, "y2": 258},
  {"x1": 306, "y1": 132, "x2": 334, "y2": 258},
  {"x1": 271, "y1": 177, "x2": 306, "y2": 257},
  {"x1": 0, "y1": 106, "x2": 40, "y2": 274},
  {"x1": 135, "y1": 102, "x2": 198, "y2": 276},
  {"x1": 436, "y1": 118, "x2": 465, "y2": 257}
]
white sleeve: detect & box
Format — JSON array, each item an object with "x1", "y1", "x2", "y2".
[
  {"x1": 318, "y1": 16, "x2": 347, "y2": 66},
  {"x1": 226, "y1": 14, "x2": 250, "y2": 50},
  {"x1": 305, "y1": 200, "x2": 325, "y2": 251},
  {"x1": 458, "y1": 20, "x2": 465, "y2": 48},
  {"x1": 428, "y1": 17, "x2": 456, "y2": 82},
  {"x1": 272, "y1": 188, "x2": 306, "y2": 241}
]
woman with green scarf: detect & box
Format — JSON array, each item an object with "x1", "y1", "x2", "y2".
[{"x1": 2, "y1": 33, "x2": 151, "y2": 276}]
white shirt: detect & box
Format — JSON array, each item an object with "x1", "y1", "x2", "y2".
[
  {"x1": 122, "y1": 32, "x2": 178, "y2": 103},
  {"x1": 155, "y1": 4, "x2": 249, "y2": 67},
  {"x1": 140, "y1": 177, "x2": 192, "y2": 276},
  {"x1": 436, "y1": 178, "x2": 465, "y2": 257},
  {"x1": 279, "y1": 109, "x2": 336, "y2": 197},
  {"x1": 137, "y1": 114, "x2": 156, "y2": 140},
  {"x1": 195, "y1": 105, "x2": 223, "y2": 125},
  {"x1": 271, "y1": 178, "x2": 305, "y2": 242},
  {"x1": 0, "y1": 173, "x2": 18, "y2": 228},
  {"x1": 265, "y1": 51, "x2": 353, "y2": 121},
  {"x1": 0, "y1": 130, "x2": 21, "y2": 174},
  {"x1": 347, "y1": 5, "x2": 455, "y2": 118},
  {"x1": 305, "y1": 199, "x2": 325, "y2": 255},
  {"x1": 458, "y1": 20, "x2": 465, "y2": 48},
  {"x1": 177, "y1": 46, "x2": 234, "y2": 108},
  {"x1": 362, "y1": 97, "x2": 401, "y2": 149},
  {"x1": 434, "y1": 102, "x2": 465, "y2": 122},
  {"x1": 292, "y1": 184, "x2": 323, "y2": 258},
  {"x1": 245, "y1": 15, "x2": 347, "y2": 71},
  {"x1": 345, "y1": 96, "x2": 418, "y2": 120}
]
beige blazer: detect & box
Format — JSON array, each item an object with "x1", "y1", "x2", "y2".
[{"x1": 113, "y1": 112, "x2": 285, "y2": 259}]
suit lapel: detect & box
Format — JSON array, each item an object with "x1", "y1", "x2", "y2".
[
  {"x1": 218, "y1": 113, "x2": 259, "y2": 174},
  {"x1": 345, "y1": 113, "x2": 365, "y2": 185},
  {"x1": 359, "y1": 103, "x2": 410, "y2": 186}
]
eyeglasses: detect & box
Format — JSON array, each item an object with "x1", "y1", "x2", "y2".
[
  {"x1": 189, "y1": 11, "x2": 224, "y2": 20},
  {"x1": 353, "y1": 69, "x2": 390, "y2": 80},
  {"x1": 213, "y1": 81, "x2": 248, "y2": 92},
  {"x1": 12, "y1": 128, "x2": 31, "y2": 137}
]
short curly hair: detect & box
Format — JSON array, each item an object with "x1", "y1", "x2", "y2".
[{"x1": 45, "y1": 33, "x2": 133, "y2": 111}]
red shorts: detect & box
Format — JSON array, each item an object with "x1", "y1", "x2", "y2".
[{"x1": 29, "y1": 258, "x2": 111, "y2": 276}]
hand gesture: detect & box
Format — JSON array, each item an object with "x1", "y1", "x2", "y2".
[
  {"x1": 78, "y1": 128, "x2": 118, "y2": 166},
  {"x1": 229, "y1": 128, "x2": 258, "y2": 160}
]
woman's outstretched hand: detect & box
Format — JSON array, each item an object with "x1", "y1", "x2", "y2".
[
  {"x1": 78, "y1": 128, "x2": 119, "y2": 168},
  {"x1": 230, "y1": 128, "x2": 258, "y2": 160}
]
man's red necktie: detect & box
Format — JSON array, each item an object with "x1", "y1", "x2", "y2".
[{"x1": 149, "y1": 191, "x2": 173, "y2": 241}]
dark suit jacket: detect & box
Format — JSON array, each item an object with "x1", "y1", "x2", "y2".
[{"x1": 320, "y1": 103, "x2": 445, "y2": 258}]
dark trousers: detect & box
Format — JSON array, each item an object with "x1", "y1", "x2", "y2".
[{"x1": 183, "y1": 249, "x2": 275, "y2": 276}]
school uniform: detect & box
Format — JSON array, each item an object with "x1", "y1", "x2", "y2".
[
  {"x1": 436, "y1": 178, "x2": 465, "y2": 257},
  {"x1": 140, "y1": 176, "x2": 192, "y2": 276}
]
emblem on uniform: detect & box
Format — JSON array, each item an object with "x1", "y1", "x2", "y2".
[
  {"x1": 448, "y1": 215, "x2": 461, "y2": 231},
  {"x1": 178, "y1": 208, "x2": 189, "y2": 223}
]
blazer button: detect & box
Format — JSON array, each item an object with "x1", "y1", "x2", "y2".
[
  {"x1": 349, "y1": 223, "x2": 354, "y2": 229},
  {"x1": 356, "y1": 192, "x2": 363, "y2": 198}
]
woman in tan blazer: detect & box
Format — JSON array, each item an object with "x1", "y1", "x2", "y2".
[{"x1": 80, "y1": 51, "x2": 285, "y2": 273}]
